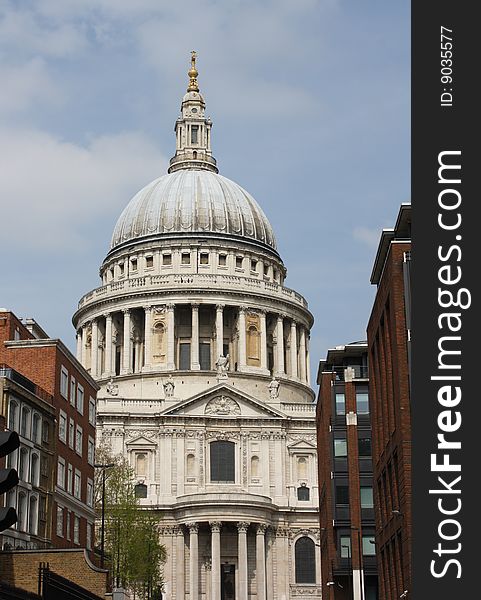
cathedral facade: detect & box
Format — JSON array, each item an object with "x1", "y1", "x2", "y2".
[{"x1": 73, "y1": 54, "x2": 321, "y2": 600}]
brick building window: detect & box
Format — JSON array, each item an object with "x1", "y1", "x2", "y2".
[
  {"x1": 89, "y1": 397, "x2": 96, "y2": 425},
  {"x1": 88, "y1": 436, "x2": 95, "y2": 465},
  {"x1": 87, "y1": 523, "x2": 93, "y2": 550},
  {"x1": 356, "y1": 391, "x2": 369, "y2": 414},
  {"x1": 60, "y1": 367, "x2": 69, "y2": 399},
  {"x1": 69, "y1": 419, "x2": 75, "y2": 449},
  {"x1": 334, "y1": 438, "x2": 347, "y2": 457},
  {"x1": 20, "y1": 407, "x2": 31, "y2": 439},
  {"x1": 67, "y1": 464, "x2": 73, "y2": 494},
  {"x1": 70, "y1": 377, "x2": 76, "y2": 406},
  {"x1": 362, "y1": 535, "x2": 376, "y2": 556},
  {"x1": 358, "y1": 437, "x2": 372, "y2": 457},
  {"x1": 8, "y1": 400, "x2": 18, "y2": 431},
  {"x1": 59, "y1": 411, "x2": 67, "y2": 443},
  {"x1": 57, "y1": 458, "x2": 65, "y2": 488},
  {"x1": 74, "y1": 471, "x2": 81, "y2": 499},
  {"x1": 335, "y1": 392, "x2": 346, "y2": 415},
  {"x1": 66, "y1": 511, "x2": 71, "y2": 540},
  {"x1": 87, "y1": 479, "x2": 93, "y2": 507},
  {"x1": 56, "y1": 506, "x2": 64, "y2": 537},
  {"x1": 32, "y1": 413, "x2": 41, "y2": 444},
  {"x1": 295, "y1": 537, "x2": 316, "y2": 583},
  {"x1": 361, "y1": 486, "x2": 374, "y2": 508},
  {"x1": 77, "y1": 385, "x2": 84, "y2": 415},
  {"x1": 162, "y1": 253, "x2": 172, "y2": 266},
  {"x1": 74, "y1": 515, "x2": 80, "y2": 544},
  {"x1": 340, "y1": 535, "x2": 351, "y2": 558},
  {"x1": 76, "y1": 425, "x2": 83, "y2": 456}
]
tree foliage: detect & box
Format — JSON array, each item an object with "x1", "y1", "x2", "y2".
[{"x1": 95, "y1": 442, "x2": 166, "y2": 599}]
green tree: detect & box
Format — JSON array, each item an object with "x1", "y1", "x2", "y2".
[{"x1": 95, "y1": 442, "x2": 166, "y2": 599}]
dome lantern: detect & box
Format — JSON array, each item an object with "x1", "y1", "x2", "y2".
[{"x1": 169, "y1": 51, "x2": 218, "y2": 174}]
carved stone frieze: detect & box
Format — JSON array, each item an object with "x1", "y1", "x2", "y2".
[{"x1": 205, "y1": 396, "x2": 240, "y2": 416}]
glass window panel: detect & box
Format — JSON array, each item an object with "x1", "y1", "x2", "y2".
[
  {"x1": 358, "y1": 437, "x2": 372, "y2": 457},
  {"x1": 334, "y1": 438, "x2": 347, "y2": 457},
  {"x1": 200, "y1": 342, "x2": 211, "y2": 370},
  {"x1": 210, "y1": 441, "x2": 235, "y2": 482},
  {"x1": 363, "y1": 536, "x2": 376, "y2": 556},
  {"x1": 179, "y1": 343, "x2": 191, "y2": 370},
  {"x1": 361, "y1": 487, "x2": 374, "y2": 508},
  {"x1": 335, "y1": 393, "x2": 346, "y2": 415},
  {"x1": 356, "y1": 392, "x2": 370, "y2": 414},
  {"x1": 295, "y1": 537, "x2": 316, "y2": 583},
  {"x1": 340, "y1": 535, "x2": 351, "y2": 558},
  {"x1": 336, "y1": 485, "x2": 349, "y2": 505},
  {"x1": 297, "y1": 487, "x2": 310, "y2": 501}
]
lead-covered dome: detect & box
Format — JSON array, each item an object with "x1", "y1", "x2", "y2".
[{"x1": 110, "y1": 170, "x2": 277, "y2": 251}]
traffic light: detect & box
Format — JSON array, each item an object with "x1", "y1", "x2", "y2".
[{"x1": 0, "y1": 430, "x2": 20, "y2": 531}]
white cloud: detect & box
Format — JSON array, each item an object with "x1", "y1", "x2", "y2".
[
  {"x1": 0, "y1": 127, "x2": 167, "y2": 251},
  {"x1": 352, "y1": 226, "x2": 381, "y2": 248}
]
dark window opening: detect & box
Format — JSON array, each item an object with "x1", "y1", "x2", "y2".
[
  {"x1": 295, "y1": 537, "x2": 316, "y2": 583},
  {"x1": 297, "y1": 486, "x2": 310, "y2": 501},
  {"x1": 210, "y1": 441, "x2": 235, "y2": 482}
]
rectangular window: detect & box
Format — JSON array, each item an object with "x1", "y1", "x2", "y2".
[
  {"x1": 356, "y1": 391, "x2": 370, "y2": 414},
  {"x1": 358, "y1": 437, "x2": 372, "y2": 457},
  {"x1": 362, "y1": 535, "x2": 376, "y2": 556},
  {"x1": 191, "y1": 125, "x2": 199, "y2": 144},
  {"x1": 67, "y1": 464, "x2": 73, "y2": 494},
  {"x1": 218, "y1": 254, "x2": 227, "y2": 266},
  {"x1": 69, "y1": 419, "x2": 75, "y2": 449},
  {"x1": 76, "y1": 425, "x2": 83, "y2": 456},
  {"x1": 56, "y1": 506, "x2": 64, "y2": 537},
  {"x1": 361, "y1": 486, "x2": 374, "y2": 508},
  {"x1": 87, "y1": 479, "x2": 93, "y2": 507},
  {"x1": 336, "y1": 485, "x2": 349, "y2": 505},
  {"x1": 334, "y1": 438, "x2": 347, "y2": 457},
  {"x1": 200, "y1": 342, "x2": 211, "y2": 370},
  {"x1": 235, "y1": 256, "x2": 243, "y2": 269},
  {"x1": 74, "y1": 471, "x2": 81, "y2": 499},
  {"x1": 146, "y1": 256, "x2": 154, "y2": 269},
  {"x1": 57, "y1": 458, "x2": 65, "y2": 488},
  {"x1": 77, "y1": 385, "x2": 84, "y2": 415},
  {"x1": 66, "y1": 511, "x2": 71, "y2": 541},
  {"x1": 60, "y1": 367, "x2": 68, "y2": 399},
  {"x1": 59, "y1": 411, "x2": 67, "y2": 443},
  {"x1": 162, "y1": 253, "x2": 172, "y2": 266},
  {"x1": 88, "y1": 436, "x2": 95, "y2": 465},
  {"x1": 70, "y1": 377, "x2": 76, "y2": 406},
  {"x1": 179, "y1": 343, "x2": 191, "y2": 370},
  {"x1": 89, "y1": 396, "x2": 96, "y2": 425},
  {"x1": 87, "y1": 523, "x2": 92, "y2": 550},
  {"x1": 181, "y1": 252, "x2": 191, "y2": 265},
  {"x1": 251, "y1": 259, "x2": 258, "y2": 272},
  {"x1": 74, "y1": 515, "x2": 80, "y2": 544},
  {"x1": 335, "y1": 392, "x2": 346, "y2": 415},
  {"x1": 130, "y1": 258, "x2": 138, "y2": 271},
  {"x1": 210, "y1": 441, "x2": 235, "y2": 482},
  {"x1": 200, "y1": 252, "x2": 209, "y2": 265},
  {"x1": 340, "y1": 535, "x2": 351, "y2": 558}
]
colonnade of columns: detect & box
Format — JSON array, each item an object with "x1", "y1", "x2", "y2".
[
  {"x1": 183, "y1": 521, "x2": 268, "y2": 600},
  {"x1": 76, "y1": 302, "x2": 311, "y2": 385}
]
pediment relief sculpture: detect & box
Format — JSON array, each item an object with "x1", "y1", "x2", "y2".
[{"x1": 205, "y1": 395, "x2": 241, "y2": 416}]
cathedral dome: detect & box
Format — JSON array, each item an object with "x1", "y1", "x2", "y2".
[{"x1": 110, "y1": 169, "x2": 277, "y2": 251}]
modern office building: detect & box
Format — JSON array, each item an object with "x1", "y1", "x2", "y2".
[{"x1": 316, "y1": 341, "x2": 377, "y2": 600}]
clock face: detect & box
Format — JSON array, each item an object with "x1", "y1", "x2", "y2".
[{"x1": 191, "y1": 108, "x2": 198, "y2": 114}]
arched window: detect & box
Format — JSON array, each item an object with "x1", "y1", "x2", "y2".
[
  {"x1": 29, "y1": 496, "x2": 38, "y2": 535},
  {"x1": 31, "y1": 453, "x2": 40, "y2": 487},
  {"x1": 136, "y1": 453, "x2": 147, "y2": 477},
  {"x1": 8, "y1": 400, "x2": 18, "y2": 431},
  {"x1": 247, "y1": 325, "x2": 260, "y2": 363},
  {"x1": 20, "y1": 407, "x2": 31, "y2": 438},
  {"x1": 17, "y1": 492, "x2": 27, "y2": 532},
  {"x1": 152, "y1": 322, "x2": 166, "y2": 364},
  {"x1": 297, "y1": 456, "x2": 308, "y2": 479},
  {"x1": 297, "y1": 486, "x2": 310, "y2": 501},
  {"x1": 251, "y1": 456, "x2": 259, "y2": 478},
  {"x1": 295, "y1": 537, "x2": 316, "y2": 583},
  {"x1": 32, "y1": 413, "x2": 41, "y2": 444},
  {"x1": 18, "y1": 448, "x2": 29, "y2": 482},
  {"x1": 186, "y1": 454, "x2": 195, "y2": 478},
  {"x1": 210, "y1": 441, "x2": 235, "y2": 483}
]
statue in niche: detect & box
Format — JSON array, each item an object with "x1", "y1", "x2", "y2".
[
  {"x1": 268, "y1": 376, "x2": 280, "y2": 399},
  {"x1": 215, "y1": 354, "x2": 230, "y2": 378},
  {"x1": 106, "y1": 378, "x2": 119, "y2": 396},
  {"x1": 163, "y1": 376, "x2": 175, "y2": 398}
]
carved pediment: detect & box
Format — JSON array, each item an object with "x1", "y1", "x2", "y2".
[{"x1": 161, "y1": 384, "x2": 285, "y2": 420}]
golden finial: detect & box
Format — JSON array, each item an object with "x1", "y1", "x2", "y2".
[{"x1": 187, "y1": 50, "x2": 199, "y2": 92}]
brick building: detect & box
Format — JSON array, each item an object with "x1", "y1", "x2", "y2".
[
  {"x1": 0, "y1": 310, "x2": 98, "y2": 552},
  {"x1": 366, "y1": 204, "x2": 411, "y2": 599},
  {"x1": 316, "y1": 341, "x2": 377, "y2": 600}
]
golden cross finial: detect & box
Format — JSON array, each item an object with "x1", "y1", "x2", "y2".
[{"x1": 187, "y1": 50, "x2": 199, "y2": 92}]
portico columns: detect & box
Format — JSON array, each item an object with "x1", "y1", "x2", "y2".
[
  {"x1": 210, "y1": 522, "x2": 222, "y2": 600},
  {"x1": 191, "y1": 304, "x2": 200, "y2": 370},
  {"x1": 237, "y1": 522, "x2": 250, "y2": 600},
  {"x1": 306, "y1": 335, "x2": 311, "y2": 385},
  {"x1": 187, "y1": 523, "x2": 199, "y2": 600},
  {"x1": 81, "y1": 324, "x2": 88, "y2": 368},
  {"x1": 290, "y1": 320, "x2": 298, "y2": 379},
  {"x1": 167, "y1": 303, "x2": 175, "y2": 370},
  {"x1": 122, "y1": 309, "x2": 132, "y2": 375},
  {"x1": 104, "y1": 314, "x2": 113, "y2": 377},
  {"x1": 256, "y1": 524, "x2": 267, "y2": 600},
  {"x1": 299, "y1": 326, "x2": 307, "y2": 383},
  {"x1": 238, "y1": 308, "x2": 247, "y2": 369},
  {"x1": 215, "y1": 304, "x2": 224, "y2": 361},
  {"x1": 276, "y1": 316, "x2": 285, "y2": 376},
  {"x1": 76, "y1": 330, "x2": 82, "y2": 361},
  {"x1": 91, "y1": 319, "x2": 99, "y2": 377},
  {"x1": 143, "y1": 306, "x2": 153, "y2": 370},
  {"x1": 176, "y1": 527, "x2": 185, "y2": 600}
]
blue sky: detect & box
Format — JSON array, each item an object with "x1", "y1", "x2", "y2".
[{"x1": 0, "y1": 0, "x2": 410, "y2": 384}]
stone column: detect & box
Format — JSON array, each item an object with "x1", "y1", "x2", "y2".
[
  {"x1": 256, "y1": 524, "x2": 267, "y2": 600},
  {"x1": 176, "y1": 527, "x2": 185, "y2": 600},
  {"x1": 143, "y1": 306, "x2": 152, "y2": 370},
  {"x1": 187, "y1": 523, "x2": 199, "y2": 600},
  {"x1": 306, "y1": 335, "x2": 311, "y2": 386},
  {"x1": 290, "y1": 320, "x2": 298, "y2": 379},
  {"x1": 167, "y1": 303, "x2": 176, "y2": 370},
  {"x1": 104, "y1": 314, "x2": 113, "y2": 377},
  {"x1": 237, "y1": 522, "x2": 249, "y2": 600},
  {"x1": 191, "y1": 304, "x2": 200, "y2": 370},
  {"x1": 81, "y1": 324, "x2": 88, "y2": 368},
  {"x1": 210, "y1": 522, "x2": 222, "y2": 600},
  {"x1": 259, "y1": 310, "x2": 267, "y2": 371},
  {"x1": 299, "y1": 327, "x2": 307, "y2": 383},
  {"x1": 122, "y1": 309, "x2": 132, "y2": 374},
  {"x1": 215, "y1": 304, "x2": 224, "y2": 361},
  {"x1": 238, "y1": 307, "x2": 247, "y2": 369},
  {"x1": 276, "y1": 316, "x2": 285, "y2": 376},
  {"x1": 91, "y1": 319, "x2": 99, "y2": 377},
  {"x1": 76, "y1": 330, "x2": 82, "y2": 361}
]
